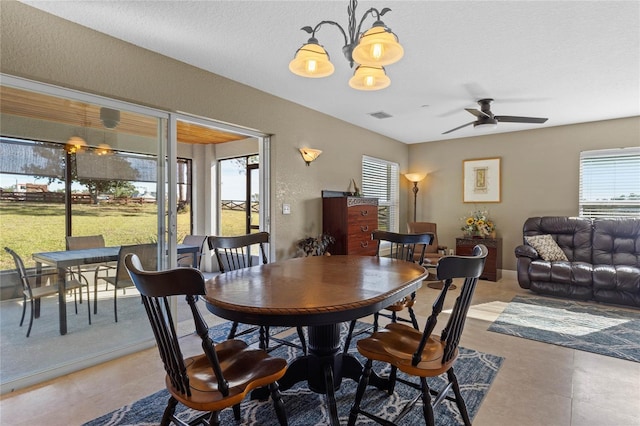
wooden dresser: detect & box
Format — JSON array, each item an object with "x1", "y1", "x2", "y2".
[
  {"x1": 455, "y1": 237, "x2": 502, "y2": 281},
  {"x1": 322, "y1": 195, "x2": 378, "y2": 256}
]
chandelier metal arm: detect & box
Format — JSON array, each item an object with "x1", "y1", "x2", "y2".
[
  {"x1": 300, "y1": 1, "x2": 394, "y2": 67},
  {"x1": 307, "y1": 20, "x2": 349, "y2": 47},
  {"x1": 354, "y1": 8, "x2": 380, "y2": 40}
]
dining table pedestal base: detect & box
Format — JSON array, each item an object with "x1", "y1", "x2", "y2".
[{"x1": 253, "y1": 323, "x2": 389, "y2": 426}]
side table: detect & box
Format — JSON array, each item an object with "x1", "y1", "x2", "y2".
[{"x1": 455, "y1": 237, "x2": 502, "y2": 281}]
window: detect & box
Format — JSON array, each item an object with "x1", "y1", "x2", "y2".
[
  {"x1": 362, "y1": 155, "x2": 399, "y2": 231},
  {"x1": 579, "y1": 147, "x2": 640, "y2": 218}
]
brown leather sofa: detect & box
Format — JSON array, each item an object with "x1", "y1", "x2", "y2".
[{"x1": 515, "y1": 216, "x2": 640, "y2": 308}]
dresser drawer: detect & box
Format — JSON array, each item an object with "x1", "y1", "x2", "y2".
[
  {"x1": 348, "y1": 233, "x2": 376, "y2": 255},
  {"x1": 348, "y1": 204, "x2": 376, "y2": 223}
]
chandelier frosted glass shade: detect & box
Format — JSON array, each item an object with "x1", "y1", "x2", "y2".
[
  {"x1": 348, "y1": 65, "x2": 390, "y2": 91},
  {"x1": 289, "y1": 40, "x2": 335, "y2": 78},
  {"x1": 351, "y1": 24, "x2": 404, "y2": 66}
]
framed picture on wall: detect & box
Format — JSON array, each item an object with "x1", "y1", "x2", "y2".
[{"x1": 463, "y1": 157, "x2": 501, "y2": 203}]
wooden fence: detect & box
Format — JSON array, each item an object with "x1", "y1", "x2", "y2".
[
  {"x1": 221, "y1": 200, "x2": 260, "y2": 213},
  {"x1": 0, "y1": 191, "x2": 257, "y2": 211},
  {"x1": 0, "y1": 191, "x2": 92, "y2": 203}
]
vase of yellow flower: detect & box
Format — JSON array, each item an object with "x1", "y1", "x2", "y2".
[{"x1": 461, "y1": 210, "x2": 496, "y2": 238}]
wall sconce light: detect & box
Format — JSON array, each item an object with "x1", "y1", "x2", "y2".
[
  {"x1": 404, "y1": 172, "x2": 426, "y2": 222},
  {"x1": 299, "y1": 148, "x2": 322, "y2": 166}
]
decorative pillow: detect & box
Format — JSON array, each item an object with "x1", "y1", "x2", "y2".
[{"x1": 525, "y1": 234, "x2": 569, "y2": 261}]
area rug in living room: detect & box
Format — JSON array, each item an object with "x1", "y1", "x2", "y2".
[
  {"x1": 84, "y1": 322, "x2": 504, "y2": 426},
  {"x1": 488, "y1": 295, "x2": 640, "y2": 362}
]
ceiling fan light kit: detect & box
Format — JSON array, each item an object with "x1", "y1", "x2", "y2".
[
  {"x1": 443, "y1": 98, "x2": 548, "y2": 135},
  {"x1": 289, "y1": 0, "x2": 403, "y2": 90}
]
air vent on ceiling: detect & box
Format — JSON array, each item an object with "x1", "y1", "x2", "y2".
[{"x1": 368, "y1": 111, "x2": 393, "y2": 119}]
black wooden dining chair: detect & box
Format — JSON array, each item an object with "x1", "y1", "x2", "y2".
[
  {"x1": 5, "y1": 246, "x2": 91, "y2": 337},
  {"x1": 347, "y1": 245, "x2": 488, "y2": 426},
  {"x1": 124, "y1": 253, "x2": 289, "y2": 426},
  {"x1": 208, "y1": 232, "x2": 307, "y2": 355},
  {"x1": 95, "y1": 243, "x2": 156, "y2": 322},
  {"x1": 343, "y1": 230, "x2": 434, "y2": 354}
]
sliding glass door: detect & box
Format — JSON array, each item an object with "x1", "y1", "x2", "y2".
[{"x1": 0, "y1": 76, "x2": 170, "y2": 392}]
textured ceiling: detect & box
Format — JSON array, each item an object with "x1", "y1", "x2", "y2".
[{"x1": 20, "y1": 1, "x2": 640, "y2": 144}]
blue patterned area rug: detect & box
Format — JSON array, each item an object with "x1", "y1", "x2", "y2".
[
  {"x1": 84, "y1": 322, "x2": 503, "y2": 426},
  {"x1": 489, "y1": 295, "x2": 640, "y2": 362}
]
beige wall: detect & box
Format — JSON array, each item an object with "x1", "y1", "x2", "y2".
[
  {"x1": 2, "y1": 1, "x2": 638, "y2": 271},
  {"x1": 408, "y1": 117, "x2": 640, "y2": 270}
]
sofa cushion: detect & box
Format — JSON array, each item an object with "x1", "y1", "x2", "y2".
[
  {"x1": 526, "y1": 234, "x2": 569, "y2": 261},
  {"x1": 593, "y1": 219, "x2": 640, "y2": 267},
  {"x1": 593, "y1": 264, "x2": 640, "y2": 292},
  {"x1": 523, "y1": 217, "x2": 592, "y2": 262},
  {"x1": 529, "y1": 259, "x2": 592, "y2": 286}
]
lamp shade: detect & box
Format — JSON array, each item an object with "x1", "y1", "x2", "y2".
[
  {"x1": 289, "y1": 39, "x2": 335, "y2": 78},
  {"x1": 66, "y1": 136, "x2": 86, "y2": 154},
  {"x1": 96, "y1": 143, "x2": 112, "y2": 156},
  {"x1": 404, "y1": 172, "x2": 426, "y2": 183},
  {"x1": 352, "y1": 23, "x2": 404, "y2": 66},
  {"x1": 299, "y1": 148, "x2": 322, "y2": 165},
  {"x1": 348, "y1": 65, "x2": 391, "y2": 91}
]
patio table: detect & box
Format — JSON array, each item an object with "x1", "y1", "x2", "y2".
[{"x1": 32, "y1": 244, "x2": 200, "y2": 335}]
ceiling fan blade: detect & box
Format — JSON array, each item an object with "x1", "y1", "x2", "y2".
[
  {"x1": 495, "y1": 115, "x2": 548, "y2": 124},
  {"x1": 465, "y1": 108, "x2": 490, "y2": 118},
  {"x1": 442, "y1": 121, "x2": 475, "y2": 135}
]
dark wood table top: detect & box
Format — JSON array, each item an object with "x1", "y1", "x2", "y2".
[{"x1": 204, "y1": 255, "x2": 428, "y2": 327}]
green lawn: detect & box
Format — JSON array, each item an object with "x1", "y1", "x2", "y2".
[{"x1": 0, "y1": 201, "x2": 249, "y2": 270}]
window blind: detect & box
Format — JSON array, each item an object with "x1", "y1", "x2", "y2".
[
  {"x1": 579, "y1": 147, "x2": 640, "y2": 218},
  {"x1": 362, "y1": 155, "x2": 399, "y2": 231},
  {"x1": 76, "y1": 150, "x2": 157, "y2": 182},
  {"x1": 0, "y1": 137, "x2": 64, "y2": 178}
]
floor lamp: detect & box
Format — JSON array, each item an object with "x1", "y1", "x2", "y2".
[{"x1": 404, "y1": 173, "x2": 426, "y2": 222}]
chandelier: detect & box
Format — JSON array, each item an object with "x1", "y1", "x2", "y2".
[{"x1": 288, "y1": 0, "x2": 404, "y2": 91}]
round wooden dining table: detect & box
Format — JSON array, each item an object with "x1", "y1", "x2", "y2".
[{"x1": 203, "y1": 255, "x2": 428, "y2": 426}]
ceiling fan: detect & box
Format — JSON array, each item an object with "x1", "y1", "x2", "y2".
[{"x1": 442, "y1": 98, "x2": 548, "y2": 135}]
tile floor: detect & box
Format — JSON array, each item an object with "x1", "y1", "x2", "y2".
[{"x1": 1, "y1": 272, "x2": 639, "y2": 426}]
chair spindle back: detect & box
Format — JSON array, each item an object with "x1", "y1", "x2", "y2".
[
  {"x1": 124, "y1": 254, "x2": 229, "y2": 397},
  {"x1": 413, "y1": 244, "x2": 488, "y2": 366},
  {"x1": 208, "y1": 232, "x2": 269, "y2": 272},
  {"x1": 372, "y1": 230, "x2": 434, "y2": 265}
]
